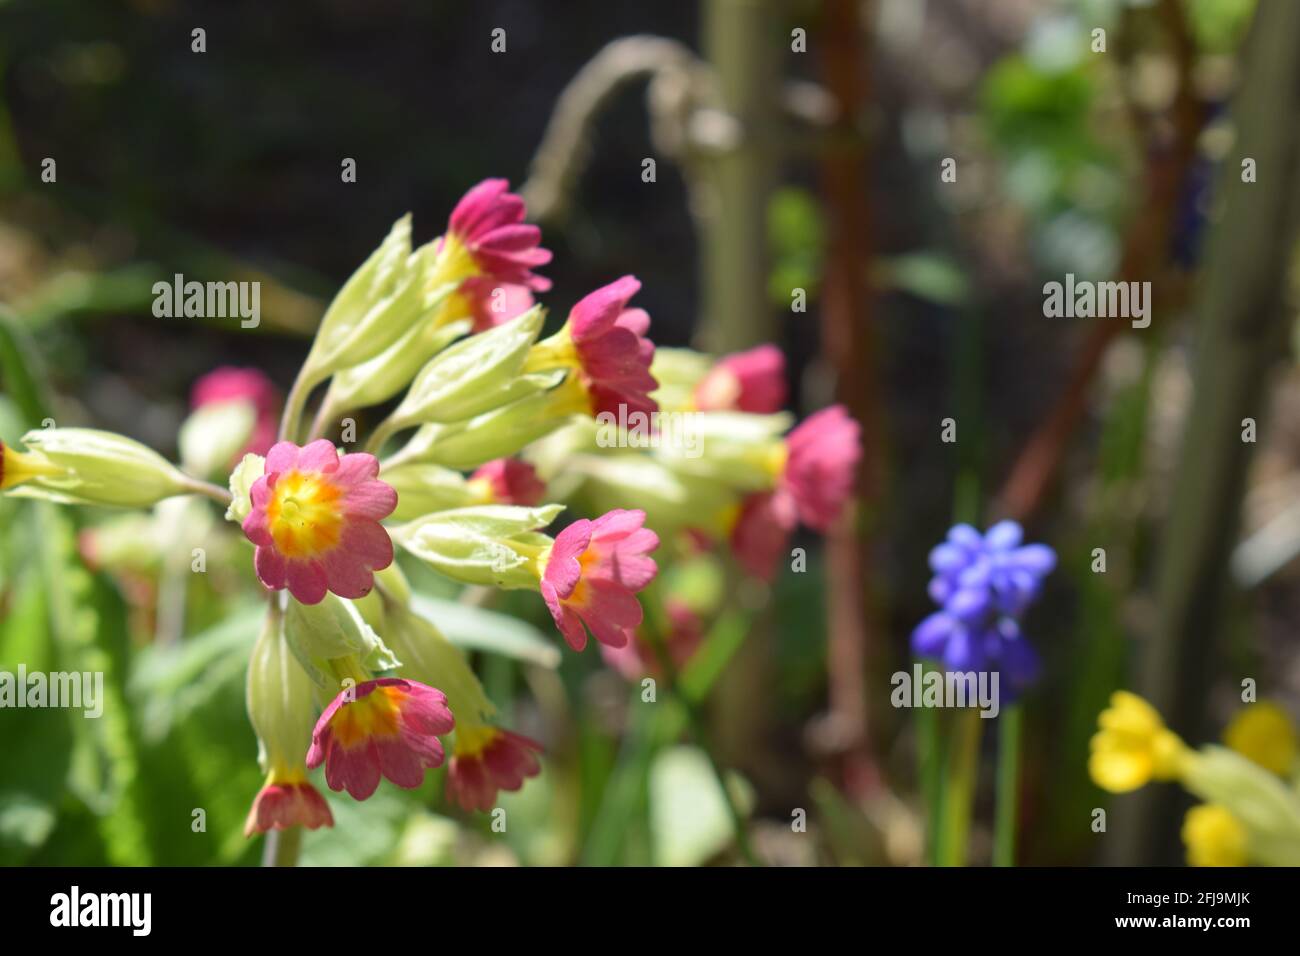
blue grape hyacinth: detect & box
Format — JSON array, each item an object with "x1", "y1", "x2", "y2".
[{"x1": 911, "y1": 520, "x2": 1056, "y2": 694}]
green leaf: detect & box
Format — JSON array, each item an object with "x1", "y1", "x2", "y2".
[
  {"x1": 409, "y1": 594, "x2": 561, "y2": 668},
  {"x1": 0, "y1": 305, "x2": 52, "y2": 425},
  {"x1": 130, "y1": 604, "x2": 263, "y2": 741},
  {"x1": 649, "y1": 746, "x2": 753, "y2": 867}
]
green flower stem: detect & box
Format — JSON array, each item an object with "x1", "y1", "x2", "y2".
[
  {"x1": 307, "y1": 391, "x2": 340, "y2": 443},
  {"x1": 916, "y1": 691, "x2": 945, "y2": 865},
  {"x1": 641, "y1": 602, "x2": 761, "y2": 867},
  {"x1": 364, "y1": 414, "x2": 401, "y2": 456},
  {"x1": 993, "y1": 703, "x2": 1022, "y2": 866},
  {"x1": 180, "y1": 475, "x2": 233, "y2": 507},
  {"x1": 262, "y1": 825, "x2": 302, "y2": 867},
  {"x1": 939, "y1": 709, "x2": 982, "y2": 866},
  {"x1": 279, "y1": 367, "x2": 325, "y2": 444}
]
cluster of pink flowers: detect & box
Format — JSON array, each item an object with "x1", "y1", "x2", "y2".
[{"x1": 219, "y1": 178, "x2": 860, "y2": 838}]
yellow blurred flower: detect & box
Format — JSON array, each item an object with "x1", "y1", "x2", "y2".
[
  {"x1": 1223, "y1": 701, "x2": 1297, "y2": 777},
  {"x1": 1089, "y1": 691, "x2": 1191, "y2": 793},
  {"x1": 1182, "y1": 804, "x2": 1247, "y2": 867}
]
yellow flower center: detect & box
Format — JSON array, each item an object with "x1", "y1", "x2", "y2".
[
  {"x1": 522, "y1": 327, "x2": 581, "y2": 375},
  {"x1": 454, "y1": 723, "x2": 500, "y2": 759},
  {"x1": 266, "y1": 469, "x2": 344, "y2": 559},
  {"x1": 330, "y1": 684, "x2": 407, "y2": 749},
  {"x1": 431, "y1": 234, "x2": 480, "y2": 289}
]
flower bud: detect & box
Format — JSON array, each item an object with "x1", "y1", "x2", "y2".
[
  {"x1": 247, "y1": 607, "x2": 317, "y2": 778},
  {"x1": 300, "y1": 216, "x2": 431, "y2": 380},
  {"x1": 9, "y1": 428, "x2": 193, "y2": 507},
  {"x1": 649, "y1": 346, "x2": 713, "y2": 412},
  {"x1": 384, "y1": 463, "x2": 479, "y2": 521},
  {"x1": 179, "y1": 400, "x2": 255, "y2": 480},
  {"x1": 245, "y1": 607, "x2": 333, "y2": 836},
  {"x1": 388, "y1": 371, "x2": 571, "y2": 471},
  {"x1": 390, "y1": 503, "x2": 563, "y2": 589},
  {"x1": 225, "y1": 452, "x2": 265, "y2": 524},
  {"x1": 376, "y1": 307, "x2": 546, "y2": 437},
  {"x1": 652, "y1": 412, "x2": 794, "y2": 492},
  {"x1": 282, "y1": 593, "x2": 402, "y2": 686},
  {"x1": 325, "y1": 310, "x2": 470, "y2": 413}
]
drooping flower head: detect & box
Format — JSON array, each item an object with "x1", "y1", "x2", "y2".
[
  {"x1": 191, "y1": 366, "x2": 280, "y2": 458},
  {"x1": 443, "y1": 178, "x2": 551, "y2": 292},
  {"x1": 469, "y1": 458, "x2": 545, "y2": 506},
  {"x1": 710, "y1": 405, "x2": 859, "y2": 582},
  {"x1": 524, "y1": 276, "x2": 659, "y2": 419},
  {"x1": 540, "y1": 509, "x2": 659, "y2": 651},
  {"x1": 694, "y1": 344, "x2": 787, "y2": 413},
  {"x1": 445, "y1": 725, "x2": 543, "y2": 812},
  {"x1": 780, "y1": 405, "x2": 861, "y2": 531},
  {"x1": 1088, "y1": 691, "x2": 1191, "y2": 793},
  {"x1": 910, "y1": 520, "x2": 1055, "y2": 696},
  {"x1": 244, "y1": 773, "x2": 333, "y2": 837},
  {"x1": 242, "y1": 440, "x2": 397, "y2": 605},
  {"x1": 307, "y1": 678, "x2": 455, "y2": 801},
  {"x1": 727, "y1": 491, "x2": 798, "y2": 583}
]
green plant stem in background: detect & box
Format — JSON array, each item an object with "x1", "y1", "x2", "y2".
[
  {"x1": 939, "y1": 710, "x2": 981, "y2": 866},
  {"x1": 642, "y1": 599, "x2": 761, "y2": 866},
  {"x1": 181, "y1": 476, "x2": 234, "y2": 508},
  {"x1": 993, "y1": 704, "x2": 1022, "y2": 866},
  {"x1": 916, "y1": 672, "x2": 944, "y2": 865},
  {"x1": 262, "y1": 825, "x2": 302, "y2": 867},
  {"x1": 278, "y1": 369, "x2": 321, "y2": 445}
]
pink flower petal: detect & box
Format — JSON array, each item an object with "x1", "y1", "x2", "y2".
[
  {"x1": 265, "y1": 441, "x2": 301, "y2": 474},
  {"x1": 285, "y1": 560, "x2": 328, "y2": 605}
]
